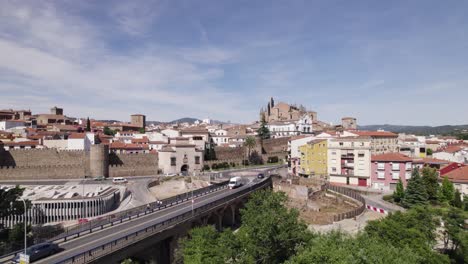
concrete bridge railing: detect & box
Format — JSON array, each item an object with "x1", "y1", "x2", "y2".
[{"x1": 56, "y1": 177, "x2": 272, "y2": 264}]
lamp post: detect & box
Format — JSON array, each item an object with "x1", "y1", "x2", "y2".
[
  {"x1": 191, "y1": 172, "x2": 194, "y2": 216},
  {"x1": 19, "y1": 198, "x2": 27, "y2": 256}
]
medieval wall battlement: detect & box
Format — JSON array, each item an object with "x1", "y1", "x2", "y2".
[{"x1": 0, "y1": 147, "x2": 158, "y2": 180}]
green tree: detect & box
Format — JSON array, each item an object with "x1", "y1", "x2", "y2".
[
  {"x1": 441, "y1": 207, "x2": 467, "y2": 263},
  {"x1": 138, "y1": 127, "x2": 145, "y2": 133},
  {"x1": 393, "y1": 179, "x2": 405, "y2": 203},
  {"x1": 439, "y1": 176, "x2": 455, "y2": 204},
  {"x1": 0, "y1": 186, "x2": 29, "y2": 218},
  {"x1": 178, "y1": 226, "x2": 226, "y2": 264},
  {"x1": 364, "y1": 207, "x2": 449, "y2": 264},
  {"x1": 451, "y1": 189, "x2": 463, "y2": 208},
  {"x1": 426, "y1": 148, "x2": 433, "y2": 156},
  {"x1": 121, "y1": 258, "x2": 139, "y2": 264},
  {"x1": 237, "y1": 190, "x2": 311, "y2": 263},
  {"x1": 287, "y1": 231, "x2": 423, "y2": 264},
  {"x1": 86, "y1": 117, "x2": 91, "y2": 132},
  {"x1": 402, "y1": 169, "x2": 428, "y2": 208},
  {"x1": 8, "y1": 223, "x2": 32, "y2": 250},
  {"x1": 464, "y1": 195, "x2": 468, "y2": 211},
  {"x1": 244, "y1": 136, "x2": 257, "y2": 158},
  {"x1": 257, "y1": 113, "x2": 270, "y2": 140},
  {"x1": 103, "y1": 126, "x2": 116, "y2": 136},
  {"x1": 421, "y1": 167, "x2": 439, "y2": 202}
]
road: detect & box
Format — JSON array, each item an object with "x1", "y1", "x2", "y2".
[{"x1": 35, "y1": 176, "x2": 265, "y2": 264}]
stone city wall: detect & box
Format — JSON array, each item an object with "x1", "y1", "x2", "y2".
[
  {"x1": 0, "y1": 148, "x2": 159, "y2": 180},
  {"x1": 109, "y1": 152, "x2": 158, "y2": 177},
  {"x1": 0, "y1": 149, "x2": 87, "y2": 179}
]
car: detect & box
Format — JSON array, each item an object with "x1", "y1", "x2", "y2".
[
  {"x1": 257, "y1": 173, "x2": 265, "y2": 179},
  {"x1": 164, "y1": 173, "x2": 177, "y2": 177},
  {"x1": 93, "y1": 176, "x2": 105, "y2": 181},
  {"x1": 112, "y1": 177, "x2": 128, "y2": 184},
  {"x1": 13, "y1": 242, "x2": 60, "y2": 263}
]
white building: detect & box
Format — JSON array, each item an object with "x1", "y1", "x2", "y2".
[
  {"x1": 67, "y1": 133, "x2": 95, "y2": 151},
  {"x1": 0, "y1": 120, "x2": 26, "y2": 131},
  {"x1": 161, "y1": 129, "x2": 180, "y2": 138},
  {"x1": 158, "y1": 141, "x2": 204, "y2": 175},
  {"x1": 212, "y1": 129, "x2": 229, "y2": 146},
  {"x1": 327, "y1": 138, "x2": 372, "y2": 187},
  {"x1": 433, "y1": 145, "x2": 468, "y2": 164}
]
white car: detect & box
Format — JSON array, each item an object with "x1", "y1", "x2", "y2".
[
  {"x1": 112, "y1": 177, "x2": 128, "y2": 184},
  {"x1": 164, "y1": 173, "x2": 177, "y2": 177}
]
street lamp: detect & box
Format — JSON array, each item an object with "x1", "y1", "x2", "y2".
[{"x1": 20, "y1": 198, "x2": 27, "y2": 257}]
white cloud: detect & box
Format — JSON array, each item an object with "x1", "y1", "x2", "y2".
[
  {"x1": 109, "y1": 0, "x2": 162, "y2": 36},
  {"x1": 0, "y1": 1, "x2": 253, "y2": 122}
]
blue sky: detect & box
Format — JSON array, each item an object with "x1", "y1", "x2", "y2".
[{"x1": 1, "y1": 0, "x2": 467, "y2": 125}]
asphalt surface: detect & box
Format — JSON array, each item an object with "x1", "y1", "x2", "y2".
[{"x1": 35, "y1": 177, "x2": 264, "y2": 264}]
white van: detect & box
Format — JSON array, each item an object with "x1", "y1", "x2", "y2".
[
  {"x1": 228, "y1": 176, "x2": 243, "y2": 189},
  {"x1": 112, "y1": 177, "x2": 128, "y2": 184}
]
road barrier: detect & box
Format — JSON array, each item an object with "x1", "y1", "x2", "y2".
[
  {"x1": 55, "y1": 177, "x2": 273, "y2": 264},
  {"x1": 325, "y1": 184, "x2": 367, "y2": 222},
  {"x1": 0, "y1": 181, "x2": 229, "y2": 263}
]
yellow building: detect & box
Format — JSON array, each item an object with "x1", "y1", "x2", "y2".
[{"x1": 299, "y1": 139, "x2": 328, "y2": 176}]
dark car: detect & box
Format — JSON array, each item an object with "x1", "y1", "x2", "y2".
[
  {"x1": 13, "y1": 242, "x2": 60, "y2": 263},
  {"x1": 257, "y1": 173, "x2": 265, "y2": 179}
]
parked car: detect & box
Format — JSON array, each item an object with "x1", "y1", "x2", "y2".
[
  {"x1": 164, "y1": 173, "x2": 177, "y2": 177},
  {"x1": 13, "y1": 242, "x2": 60, "y2": 263},
  {"x1": 257, "y1": 173, "x2": 265, "y2": 179},
  {"x1": 112, "y1": 177, "x2": 128, "y2": 184},
  {"x1": 94, "y1": 176, "x2": 105, "y2": 181}
]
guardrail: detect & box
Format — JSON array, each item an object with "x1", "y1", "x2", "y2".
[
  {"x1": 325, "y1": 184, "x2": 366, "y2": 222},
  {"x1": 55, "y1": 177, "x2": 273, "y2": 264},
  {"x1": 0, "y1": 181, "x2": 229, "y2": 263}
]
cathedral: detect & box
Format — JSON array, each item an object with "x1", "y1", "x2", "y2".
[{"x1": 260, "y1": 97, "x2": 317, "y2": 123}]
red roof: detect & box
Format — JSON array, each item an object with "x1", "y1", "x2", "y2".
[
  {"x1": 131, "y1": 137, "x2": 149, "y2": 144},
  {"x1": 412, "y1": 157, "x2": 450, "y2": 165},
  {"x1": 444, "y1": 166, "x2": 468, "y2": 183},
  {"x1": 352, "y1": 131, "x2": 398, "y2": 137},
  {"x1": 68, "y1": 133, "x2": 86, "y2": 139},
  {"x1": 372, "y1": 153, "x2": 412, "y2": 162},
  {"x1": 3, "y1": 141, "x2": 39, "y2": 146},
  {"x1": 440, "y1": 162, "x2": 466, "y2": 176},
  {"x1": 110, "y1": 142, "x2": 149, "y2": 150}
]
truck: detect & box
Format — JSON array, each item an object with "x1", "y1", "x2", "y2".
[{"x1": 228, "y1": 176, "x2": 243, "y2": 189}]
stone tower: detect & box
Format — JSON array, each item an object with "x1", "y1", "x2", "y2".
[
  {"x1": 131, "y1": 114, "x2": 146, "y2": 129},
  {"x1": 89, "y1": 144, "x2": 109, "y2": 178}
]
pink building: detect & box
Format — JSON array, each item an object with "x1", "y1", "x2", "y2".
[{"x1": 371, "y1": 153, "x2": 413, "y2": 191}]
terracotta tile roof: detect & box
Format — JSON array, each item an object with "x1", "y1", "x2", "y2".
[
  {"x1": 438, "y1": 145, "x2": 466, "y2": 154},
  {"x1": 110, "y1": 142, "x2": 149, "y2": 150},
  {"x1": 444, "y1": 166, "x2": 468, "y2": 183},
  {"x1": 403, "y1": 138, "x2": 418, "y2": 142},
  {"x1": 290, "y1": 135, "x2": 311, "y2": 141},
  {"x1": 426, "y1": 140, "x2": 441, "y2": 144},
  {"x1": 68, "y1": 133, "x2": 86, "y2": 139},
  {"x1": 131, "y1": 137, "x2": 149, "y2": 144},
  {"x1": 412, "y1": 157, "x2": 450, "y2": 165},
  {"x1": 3, "y1": 141, "x2": 39, "y2": 146},
  {"x1": 352, "y1": 130, "x2": 398, "y2": 137},
  {"x1": 372, "y1": 153, "x2": 412, "y2": 162}
]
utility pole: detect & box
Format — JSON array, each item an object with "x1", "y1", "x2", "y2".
[
  {"x1": 191, "y1": 172, "x2": 194, "y2": 216},
  {"x1": 19, "y1": 198, "x2": 27, "y2": 256}
]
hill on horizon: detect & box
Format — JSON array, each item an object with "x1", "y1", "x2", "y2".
[{"x1": 358, "y1": 124, "x2": 468, "y2": 135}]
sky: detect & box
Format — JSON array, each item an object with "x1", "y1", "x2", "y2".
[{"x1": 0, "y1": 0, "x2": 467, "y2": 126}]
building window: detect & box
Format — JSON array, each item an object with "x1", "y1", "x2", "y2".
[
  {"x1": 195, "y1": 156, "x2": 200, "y2": 164},
  {"x1": 171, "y1": 157, "x2": 176, "y2": 166},
  {"x1": 405, "y1": 172, "x2": 411, "y2": 179},
  {"x1": 377, "y1": 171, "x2": 385, "y2": 179},
  {"x1": 331, "y1": 159, "x2": 336, "y2": 164},
  {"x1": 332, "y1": 167, "x2": 336, "y2": 172},
  {"x1": 377, "y1": 163, "x2": 385, "y2": 170},
  {"x1": 392, "y1": 163, "x2": 400, "y2": 171},
  {"x1": 358, "y1": 153, "x2": 364, "y2": 158},
  {"x1": 392, "y1": 172, "x2": 400, "y2": 180}
]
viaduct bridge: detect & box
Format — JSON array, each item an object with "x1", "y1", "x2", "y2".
[{"x1": 23, "y1": 175, "x2": 273, "y2": 264}]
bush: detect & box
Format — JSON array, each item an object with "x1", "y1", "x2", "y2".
[
  {"x1": 203, "y1": 165, "x2": 210, "y2": 171},
  {"x1": 383, "y1": 194, "x2": 393, "y2": 202},
  {"x1": 267, "y1": 156, "x2": 279, "y2": 163},
  {"x1": 211, "y1": 164, "x2": 218, "y2": 170}
]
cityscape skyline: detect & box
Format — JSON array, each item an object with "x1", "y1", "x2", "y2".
[{"x1": 1, "y1": 0, "x2": 468, "y2": 125}]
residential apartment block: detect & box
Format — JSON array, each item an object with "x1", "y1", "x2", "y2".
[
  {"x1": 342, "y1": 130, "x2": 398, "y2": 154},
  {"x1": 370, "y1": 153, "x2": 413, "y2": 191},
  {"x1": 298, "y1": 139, "x2": 328, "y2": 176},
  {"x1": 327, "y1": 138, "x2": 372, "y2": 186}
]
